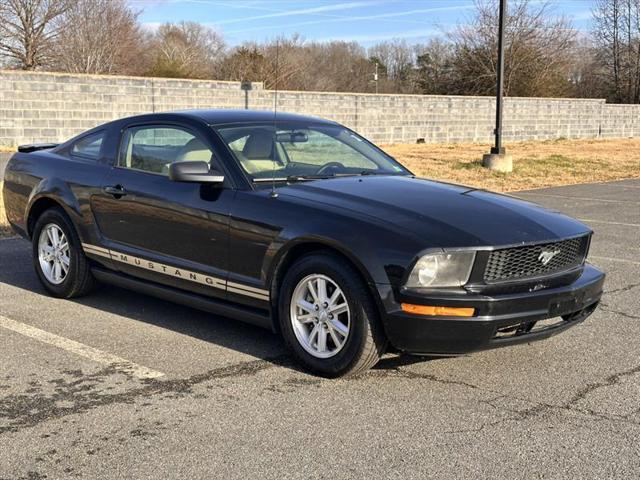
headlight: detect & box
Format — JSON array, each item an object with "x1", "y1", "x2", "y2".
[{"x1": 406, "y1": 251, "x2": 476, "y2": 288}]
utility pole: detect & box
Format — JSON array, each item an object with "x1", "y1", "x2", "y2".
[
  {"x1": 482, "y1": 0, "x2": 512, "y2": 172},
  {"x1": 374, "y1": 62, "x2": 379, "y2": 94}
]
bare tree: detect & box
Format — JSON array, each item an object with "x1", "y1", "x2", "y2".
[
  {"x1": 2, "y1": 2, "x2": 611, "y2": 100},
  {"x1": 219, "y1": 37, "x2": 372, "y2": 92},
  {"x1": 0, "y1": 0, "x2": 71, "y2": 69},
  {"x1": 449, "y1": 0, "x2": 577, "y2": 97},
  {"x1": 567, "y1": 36, "x2": 606, "y2": 99},
  {"x1": 147, "y1": 21, "x2": 225, "y2": 79},
  {"x1": 217, "y1": 36, "x2": 309, "y2": 89},
  {"x1": 218, "y1": 44, "x2": 266, "y2": 84},
  {"x1": 257, "y1": 35, "x2": 313, "y2": 90},
  {"x1": 298, "y1": 41, "x2": 371, "y2": 92},
  {"x1": 368, "y1": 40, "x2": 416, "y2": 93},
  {"x1": 414, "y1": 39, "x2": 455, "y2": 95},
  {"x1": 593, "y1": 0, "x2": 640, "y2": 103},
  {"x1": 51, "y1": 0, "x2": 147, "y2": 75}
]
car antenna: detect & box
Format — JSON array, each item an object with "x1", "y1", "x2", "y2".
[{"x1": 270, "y1": 40, "x2": 279, "y2": 199}]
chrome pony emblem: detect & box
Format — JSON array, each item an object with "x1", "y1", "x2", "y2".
[{"x1": 538, "y1": 249, "x2": 561, "y2": 266}]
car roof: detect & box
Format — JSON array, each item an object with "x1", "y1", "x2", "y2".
[
  {"x1": 152, "y1": 109, "x2": 338, "y2": 126},
  {"x1": 61, "y1": 109, "x2": 342, "y2": 150}
]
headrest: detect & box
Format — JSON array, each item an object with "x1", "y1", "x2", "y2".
[
  {"x1": 177, "y1": 138, "x2": 211, "y2": 163},
  {"x1": 242, "y1": 130, "x2": 274, "y2": 160}
]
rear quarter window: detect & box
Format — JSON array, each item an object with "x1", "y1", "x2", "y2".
[{"x1": 70, "y1": 132, "x2": 105, "y2": 160}]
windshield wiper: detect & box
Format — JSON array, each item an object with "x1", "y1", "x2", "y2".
[
  {"x1": 252, "y1": 171, "x2": 394, "y2": 184},
  {"x1": 286, "y1": 174, "x2": 335, "y2": 182},
  {"x1": 252, "y1": 177, "x2": 289, "y2": 183},
  {"x1": 353, "y1": 171, "x2": 412, "y2": 177},
  {"x1": 332, "y1": 171, "x2": 383, "y2": 177},
  {"x1": 284, "y1": 172, "x2": 381, "y2": 181},
  {"x1": 252, "y1": 174, "x2": 334, "y2": 184}
]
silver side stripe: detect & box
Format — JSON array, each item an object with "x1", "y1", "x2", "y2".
[
  {"x1": 226, "y1": 286, "x2": 270, "y2": 301},
  {"x1": 226, "y1": 281, "x2": 271, "y2": 295},
  {"x1": 81, "y1": 243, "x2": 269, "y2": 301},
  {"x1": 83, "y1": 244, "x2": 110, "y2": 254},
  {"x1": 111, "y1": 251, "x2": 227, "y2": 290},
  {"x1": 82, "y1": 245, "x2": 111, "y2": 259}
]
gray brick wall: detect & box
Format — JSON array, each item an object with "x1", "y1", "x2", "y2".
[{"x1": 0, "y1": 69, "x2": 638, "y2": 147}]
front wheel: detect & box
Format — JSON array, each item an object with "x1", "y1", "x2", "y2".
[{"x1": 279, "y1": 252, "x2": 387, "y2": 377}]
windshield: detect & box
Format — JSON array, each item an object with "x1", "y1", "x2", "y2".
[{"x1": 214, "y1": 122, "x2": 410, "y2": 181}]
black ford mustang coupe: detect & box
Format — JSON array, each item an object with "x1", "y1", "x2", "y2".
[{"x1": 2, "y1": 110, "x2": 605, "y2": 376}]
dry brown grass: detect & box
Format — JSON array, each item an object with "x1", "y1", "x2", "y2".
[
  {"x1": 0, "y1": 183, "x2": 13, "y2": 238},
  {"x1": 382, "y1": 138, "x2": 640, "y2": 192}
]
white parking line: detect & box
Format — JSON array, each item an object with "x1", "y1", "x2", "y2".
[
  {"x1": 518, "y1": 192, "x2": 640, "y2": 204},
  {"x1": 578, "y1": 219, "x2": 640, "y2": 228},
  {"x1": 596, "y1": 183, "x2": 640, "y2": 189},
  {"x1": 0, "y1": 315, "x2": 165, "y2": 379}
]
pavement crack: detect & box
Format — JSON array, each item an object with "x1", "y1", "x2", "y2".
[
  {"x1": 0, "y1": 354, "x2": 290, "y2": 435},
  {"x1": 598, "y1": 302, "x2": 640, "y2": 320},
  {"x1": 604, "y1": 282, "x2": 640, "y2": 295},
  {"x1": 369, "y1": 363, "x2": 640, "y2": 428},
  {"x1": 565, "y1": 363, "x2": 640, "y2": 409},
  {"x1": 369, "y1": 366, "x2": 482, "y2": 391},
  {"x1": 377, "y1": 364, "x2": 640, "y2": 432}
]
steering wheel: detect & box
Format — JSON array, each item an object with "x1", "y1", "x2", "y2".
[{"x1": 316, "y1": 162, "x2": 346, "y2": 175}]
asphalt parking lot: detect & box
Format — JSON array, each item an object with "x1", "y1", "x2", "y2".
[{"x1": 1, "y1": 179, "x2": 639, "y2": 479}]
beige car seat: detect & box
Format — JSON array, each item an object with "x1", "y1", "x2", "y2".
[
  {"x1": 240, "y1": 130, "x2": 277, "y2": 174},
  {"x1": 177, "y1": 138, "x2": 212, "y2": 163}
]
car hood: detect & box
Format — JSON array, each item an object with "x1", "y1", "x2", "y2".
[{"x1": 279, "y1": 175, "x2": 591, "y2": 248}]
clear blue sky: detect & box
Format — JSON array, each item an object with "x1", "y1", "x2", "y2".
[{"x1": 130, "y1": 0, "x2": 595, "y2": 46}]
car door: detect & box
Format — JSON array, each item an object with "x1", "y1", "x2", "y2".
[{"x1": 90, "y1": 123, "x2": 234, "y2": 300}]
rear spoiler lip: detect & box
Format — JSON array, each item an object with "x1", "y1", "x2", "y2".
[{"x1": 17, "y1": 143, "x2": 60, "y2": 153}]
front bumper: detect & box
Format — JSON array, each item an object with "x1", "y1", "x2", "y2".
[{"x1": 380, "y1": 264, "x2": 605, "y2": 355}]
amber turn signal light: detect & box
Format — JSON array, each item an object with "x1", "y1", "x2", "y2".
[{"x1": 401, "y1": 303, "x2": 475, "y2": 317}]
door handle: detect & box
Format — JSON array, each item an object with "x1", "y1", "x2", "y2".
[{"x1": 103, "y1": 185, "x2": 127, "y2": 197}]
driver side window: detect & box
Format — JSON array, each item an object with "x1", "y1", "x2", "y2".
[{"x1": 119, "y1": 125, "x2": 215, "y2": 175}]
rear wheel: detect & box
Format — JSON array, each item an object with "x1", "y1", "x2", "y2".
[
  {"x1": 32, "y1": 208, "x2": 94, "y2": 298},
  {"x1": 279, "y1": 252, "x2": 387, "y2": 377}
]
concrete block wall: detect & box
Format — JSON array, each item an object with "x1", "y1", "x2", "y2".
[
  {"x1": 0, "y1": 69, "x2": 638, "y2": 147},
  {"x1": 0, "y1": 71, "x2": 255, "y2": 146},
  {"x1": 601, "y1": 104, "x2": 640, "y2": 138}
]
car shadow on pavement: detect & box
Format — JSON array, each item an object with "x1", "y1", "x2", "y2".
[
  {"x1": 72, "y1": 283, "x2": 442, "y2": 374},
  {"x1": 373, "y1": 353, "x2": 443, "y2": 370},
  {"x1": 75, "y1": 283, "x2": 292, "y2": 362},
  {"x1": 0, "y1": 237, "x2": 439, "y2": 375}
]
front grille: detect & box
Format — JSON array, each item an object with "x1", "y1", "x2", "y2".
[{"x1": 483, "y1": 236, "x2": 588, "y2": 283}]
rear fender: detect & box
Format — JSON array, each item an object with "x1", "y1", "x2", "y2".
[{"x1": 25, "y1": 178, "x2": 83, "y2": 238}]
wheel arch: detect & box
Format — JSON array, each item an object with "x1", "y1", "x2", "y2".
[
  {"x1": 26, "y1": 195, "x2": 78, "y2": 239},
  {"x1": 267, "y1": 238, "x2": 386, "y2": 333},
  {"x1": 24, "y1": 177, "x2": 85, "y2": 239}
]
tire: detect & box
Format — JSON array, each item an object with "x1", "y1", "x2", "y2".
[
  {"x1": 32, "y1": 207, "x2": 94, "y2": 299},
  {"x1": 278, "y1": 252, "x2": 387, "y2": 377}
]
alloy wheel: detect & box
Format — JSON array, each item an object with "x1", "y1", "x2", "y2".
[
  {"x1": 38, "y1": 223, "x2": 70, "y2": 285},
  {"x1": 290, "y1": 274, "x2": 351, "y2": 359}
]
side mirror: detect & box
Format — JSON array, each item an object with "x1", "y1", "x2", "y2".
[{"x1": 168, "y1": 161, "x2": 224, "y2": 184}]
